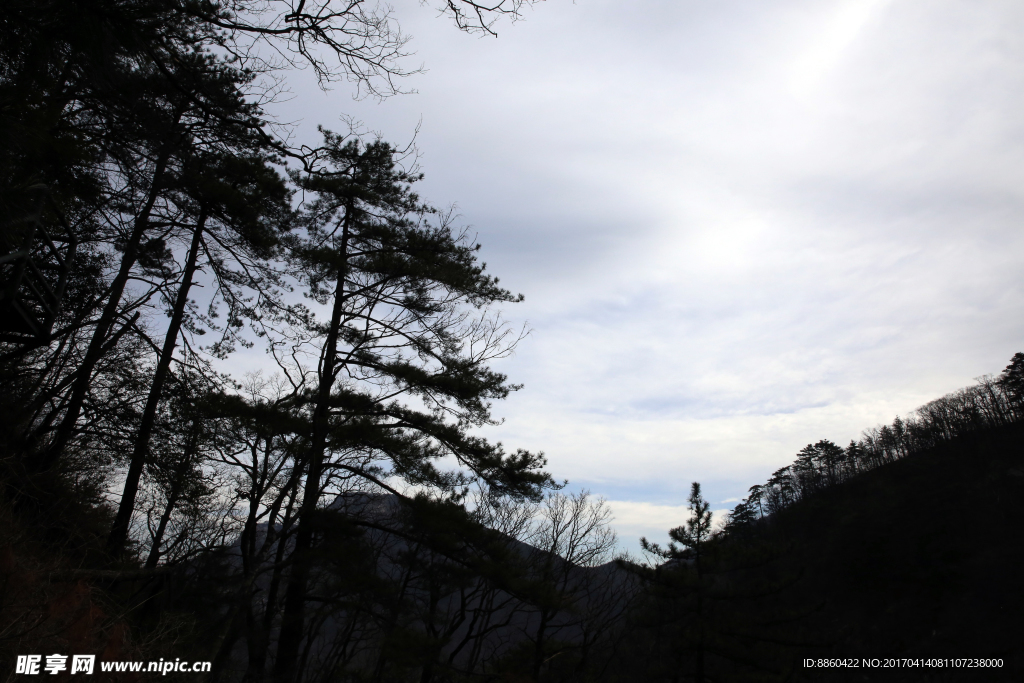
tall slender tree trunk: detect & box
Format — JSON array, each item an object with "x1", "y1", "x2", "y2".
[
  {"x1": 143, "y1": 426, "x2": 200, "y2": 569},
  {"x1": 695, "y1": 552, "x2": 705, "y2": 683},
  {"x1": 42, "y1": 121, "x2": 181, "y2": 470},
  {"x1": 371, "y1": 559, "x2": 417, "y2": 683},
  {"x1": 244, "y1": 475, "x2": 300, "y2": 683},
  {"x1": 27, "y1": 311, "x2": 141, "y2": 444},
  {"x1": 243, "y1": 603, "x2": 269, "y2": 683},
  {"x1": 273, "y1": 215, "x2": 351, "y2": 683},
  {"x1": 107, "y1": 213, "x2": 207, "y2": 555},
  {"x1": 531, "y1": 557, "x2": 558, "y2": 682},
  {"x1": 531, "y1": 605, "x2": 553, "y2": 681}
]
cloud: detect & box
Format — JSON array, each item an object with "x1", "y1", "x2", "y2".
[
  {"x1": 261, "y1": 0, "x2": 1024, "y2": 542},
  {"x1": 789, "y1": 0, "x2": 894, "y2": 97},
  {"x1": 607, "y1": 500, "x2": 733, "y2": 554}
]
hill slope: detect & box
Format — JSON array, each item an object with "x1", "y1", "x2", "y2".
[{"x1": 774, "y1": 422, "x2": 1024, "y2": 680}]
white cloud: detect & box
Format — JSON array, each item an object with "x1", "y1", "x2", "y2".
[
  {"x1": 789, "y1": 0, "x2": 894, "y2": 97},
  {"x1": 607, "y1": 500, "x2": 733, "y2": 554},
  {"x1": 261, "y1": 0, "x2": 1024, "y2": 542}
]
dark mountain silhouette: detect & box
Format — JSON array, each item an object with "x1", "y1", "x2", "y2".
[
  {"x1": 766, "y1": 421, "x2": 1024, "y2": 681},
  {"x1": 626, "y1": 423, "x2": 1024, "y2": 683},
  {"x1": 214, "y1": 491, "x2": 635, "y2": 681},
  {"x1": 611, "y1": 358, "x2": 1024, "y2": 683}
]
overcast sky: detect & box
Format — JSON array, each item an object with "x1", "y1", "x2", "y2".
[{"x1": 268, "y1": 0, "x2": 1024, "y2": 551}]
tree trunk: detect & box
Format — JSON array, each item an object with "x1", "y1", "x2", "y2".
[
  {"x1": 143, "y1": 426, "x2": 200, "y2": 569},
  {"x1": 273, "y1": 214, "x2": 351, "y2": 683},
  {"x1": 531, "y1": 609, "x2": 550, "y2": 682},
  {"x1": 244, "y1": 478, "x2": 300, "y2": 683},
  {"x1": 42, "y1": 121, "x2": 180, "y2": 471},
  {"x1": 107, "y1": 213, "x2": 207, "y2": 555}
]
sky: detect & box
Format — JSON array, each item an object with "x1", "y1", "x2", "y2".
[{"x1": 265, "y1": 0, "x2": 1024, "y2": 552}]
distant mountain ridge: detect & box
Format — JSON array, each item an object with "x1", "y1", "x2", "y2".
[{"x1": 219, "y1": 489, "x2": 634, "y2": 681}]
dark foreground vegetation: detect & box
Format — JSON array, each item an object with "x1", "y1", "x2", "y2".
[
  {"x1": 3, "y1": 0, "x2": 1024, "y2": 680},
  {"x1": 618, "y1": 355, "x2": 1024, "y2": 683}
]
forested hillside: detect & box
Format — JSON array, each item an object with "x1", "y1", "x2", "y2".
[
  {"x1": 606, "y1": 356, "x2": 1024, "y2": 683},
  {"x1": 0, "y1": 0, "x2": 602, "y2": 680}
]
